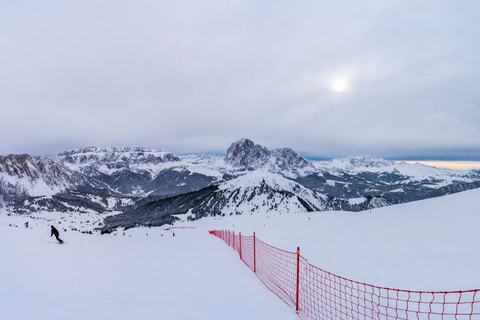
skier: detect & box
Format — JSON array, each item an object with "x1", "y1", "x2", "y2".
[
  {"x1": 24, "y1": 222, "x2": 29, "y2": 229},
  {"x1": 51, "y1": 225, "x2": 64, "y2": 244}
]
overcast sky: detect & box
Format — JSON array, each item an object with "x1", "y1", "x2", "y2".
[{"x1": 1, "y1": 0, "x2": 480, "y2": 160}]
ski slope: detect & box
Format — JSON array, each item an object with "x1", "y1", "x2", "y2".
[
  {"x1": 0, "y1": 218, "x2": 294, "y2": 320},
  {"x1": 199, "y1": 187, "x2": 480, "y2": 292},
  {"x1": 1, "y1": 187, "x2": 480, "y2": 319}
]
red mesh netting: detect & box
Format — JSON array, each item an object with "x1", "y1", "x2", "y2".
[
  {"x1": 208, "y1": 230, "x2": 480, "y2": 319},
  {"x1": 255, "y1": 238, "x2": 298, "y2": 307}
]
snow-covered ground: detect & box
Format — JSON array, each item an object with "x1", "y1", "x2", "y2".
[
  {"x1": 2, "y1": 187, "x2": 480, "y2": 319},
  {"x1": 0, "y1": 215, "x2": 294, "y2": 320},
  {"x1": 199, "y1": 188, "x2": 480, "y2": 292}
]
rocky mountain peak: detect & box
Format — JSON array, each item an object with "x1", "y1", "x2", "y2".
[
  {"x1": 225, "y1": 139, "x2": 314, "y2": 177},
  {"x1": 225, "y1": 139, "x2": 270, "y2": 170},
  {"x1": 271, "y1": 148, "x2": 312, "y2": 171}
]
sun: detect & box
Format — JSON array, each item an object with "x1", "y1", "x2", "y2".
[{"x1": 332, "y1": 80, "x2": 348, "y2": 92}]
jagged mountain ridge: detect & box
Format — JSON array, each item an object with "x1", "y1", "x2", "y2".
[
  {"x1": 225, "y1": 138, "x2": 315, "y2": 178},
  {"x1": 3, "y1": 138, "x2": 480, "y2": 232},
  {"x1": 0, "y1": 154, "x2": 95, "y2": 200},
  {"x1": 55, "y1": 140, "x2": 480, "y2": 203},
  {"x1": 59, "y1": 146, "x2": 180, "y2": 175},
  {"x1": 58, "y1": 146, "x2": 228, "y2": 197}
]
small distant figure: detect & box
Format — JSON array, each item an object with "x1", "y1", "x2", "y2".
[
  {"x1": 173, "y1": 232, "x2": 175, "y2": 237},
  {"x1": 51, "y1": 226, "x2": 64, "y2": 244},
  {"x1": 24, "y1": 222, "x2": 29, "y2": 229}
]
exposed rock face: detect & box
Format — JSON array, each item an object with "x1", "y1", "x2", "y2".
[
  {"x1": 58, "y1": 147, "x2": 209, "y2": 197},
  {"x1": 225, "y1": 139, "x2": 315, "y2": 177},
  {"x1": 271, "y1": 148, "x2": 312, "y2": 172},
  {"x1": 225, "y1": 139, "x2": 270, "y2": 170},
  {"x1": 1, "y1": 154, "x2": 67, "y2": 182},
  {"x1": 0, "y1": 154, "x2": 89, "y2": 199},
  {"x1": 59, "y1": 146, "x2": 180, "y2": 173}
]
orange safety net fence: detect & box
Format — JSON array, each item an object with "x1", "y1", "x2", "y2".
[{"x1": 209, "y1": 230, "x2": 480, "y2": 320}]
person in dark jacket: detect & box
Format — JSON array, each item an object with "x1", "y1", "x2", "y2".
[{"x1": 51, "y1": 225, "x2": 63, "y2": 243}]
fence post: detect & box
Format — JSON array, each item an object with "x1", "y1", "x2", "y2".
[
  {"x1": 296, "y1": 246, "x2": 300, "y2": 313},
  {"x1": 239, "y1": 232, "x2": 242, "y2": 261},
  {"x1": 253, "y1": 232, "x2": 256, "y2": 273}
]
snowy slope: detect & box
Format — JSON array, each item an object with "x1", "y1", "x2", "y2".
[
  {"x1": 196, "y1": 187, "x2": 480, "y2": 291},
  {"x1": 216, "y1": 171, "x2": 329, "y2": 215},
  {"x1": 0, "y1": 215, "x2": 295, "y2": 320},
  {"x1": 99, "y1": 172, "x2": 388, "y2": 232},
  {"x1": 1, "y1": 186, "x2": 480, "y2": 319}
]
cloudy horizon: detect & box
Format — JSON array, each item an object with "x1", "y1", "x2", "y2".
[{"x1": 1, "y1": 1, "x2": 479, "y2": 162}]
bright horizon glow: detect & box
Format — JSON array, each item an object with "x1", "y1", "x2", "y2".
[
  {"x1": 397, "y1": 161, "x2": 480, "y2": 170},
  {"x1": 313, "y1": 159, "x2": 480, "y2": 170}
]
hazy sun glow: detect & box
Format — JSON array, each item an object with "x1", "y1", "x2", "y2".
[{"x1": 332, "y1": 80, "x2": 347, "y2": 92}]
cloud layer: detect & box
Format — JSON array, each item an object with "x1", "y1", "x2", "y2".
[{"x1": 1, "y1": 1, "x2": 479, "y2": 159}]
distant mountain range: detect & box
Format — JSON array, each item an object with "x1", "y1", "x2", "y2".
[{"x1": 1, "y1": 139, "x2": 479, "y2": 232}]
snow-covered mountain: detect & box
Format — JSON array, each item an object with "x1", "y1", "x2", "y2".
[
  {"x1": 0, "y1": 154, "x2": 91, "y2": 199},
  {"x1": 100, "y1": 172, "x2": 389, "y2": 232},
  {"x1": 59, "y1": 146, "x2": 180, "y2": 175},
  {"x1": 58, "y1": 147, "x2": 227, "y2": 197},
  {"x1": 326, "y1": 156, "x2": 398, "y2": 170},
  {"x1": 2, "y1": 139, "x2": 480, "y2": 231},
  {"x1": 225, "y1": 138, "x2": 315, "y2": 178},
  {"x1": 55, "y1": 140, "x2": 480, "y2": 204},
  {"x1": 300, "y1": 155, "x2": 480, "y2": 203}
]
